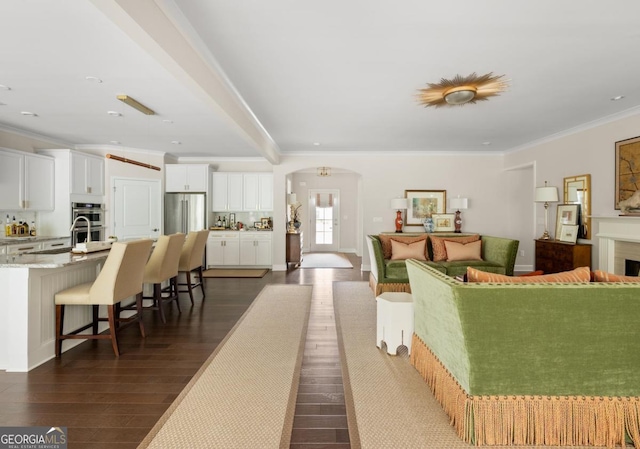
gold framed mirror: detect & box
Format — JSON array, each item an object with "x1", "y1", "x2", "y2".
[{"x1": 563, "y1": 174, "x2": 591, "y2": 240}]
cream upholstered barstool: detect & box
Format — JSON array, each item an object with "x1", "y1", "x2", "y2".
[
  {"x1": 141, "y1": 233, "x2": 185, "y2": 324},
  {"x1": 177, "y1": 230, "x2": 209, "y2": 304},
  {"x1": 54, "y1": 239, "x2": 153, "y2": 358}
]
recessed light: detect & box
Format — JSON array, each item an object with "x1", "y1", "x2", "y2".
[
  {"x1": 482, "y1": 141, "x2": 491, "y2": 146},
  {"x1": 0, "y1": 84, "x2": 11, "y2": 90},
  {"x1": 20, "y1": 111, "x2": 37, "y2": 116},
  {"x1": 162, "y1": 119, "x2": 173, "y2": 124},
  {"x1": 611, "y1": 95, "x2": 624, "y2": 101},
  {"x1": 171, "y1": 140, "x2": 181, "y2": 145},
  {"x1": 109, "y1": 140, "x2": 121, "y2": 145},
  {"x1": 107, "y1": 111, "x2": 122, "y2": 117},
  {"x1": 85, "y1": 76, "x2": 103, "y2": 83},
  {"x1": 313, "y1": 142, "x2": 321, "y2": 146}
]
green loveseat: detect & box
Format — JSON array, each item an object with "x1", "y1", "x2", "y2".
[
  {"x1": 366, "y1": 233, "x2": 519, "y2": 295},
  {"x1": 406, "y1": 260, "x2": 640, "y2": 447}
]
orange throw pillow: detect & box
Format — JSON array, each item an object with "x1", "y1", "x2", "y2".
[
  {"x1": 430, "y1": 234, "x2": 480, "y2": 262},
  {"x1": 378, "y1": 234, "x2": 429, "y2": 260},
  {"x1": 444, "y1": 240, "x2": 482, "y2": 261},
  {"x1": 390, "y1": 239, "x2": 427, "y2": 261},
  {"x1": 467, "y1": 266, "x2": 591, "y2": 283},
  {"x1": 592, "y1": 270, "x2": 640, "y2": 283}
]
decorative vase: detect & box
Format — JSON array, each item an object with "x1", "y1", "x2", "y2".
[
  {"x1": 423, "y1": 217, "x2": 434, "y2": 233},
  {"x1": 294, "y1": 221, "x2": 301, "y2": 230}
]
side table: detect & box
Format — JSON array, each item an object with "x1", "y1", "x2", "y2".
[{"x1": 376, "y1": 292, "x2": 414, "y2": 355}]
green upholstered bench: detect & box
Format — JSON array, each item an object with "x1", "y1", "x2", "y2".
[{"x1": 406, "y1": 260, "x2": 640, "y2": 447}]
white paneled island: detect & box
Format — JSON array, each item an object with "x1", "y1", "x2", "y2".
[{"x1": 0, "y1": 250, "x2": 110, "y2": 372}]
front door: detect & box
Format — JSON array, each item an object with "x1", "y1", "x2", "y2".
[
  {"x1": 112, "y1": 178, "x2": 161, "y2": 240},
  {"x1": 309, "y1": 189, "x2": 340, "y2": 252}
]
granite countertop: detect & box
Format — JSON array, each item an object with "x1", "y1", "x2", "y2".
[
  {"x1": 0, "y1": 249, "x2": 109, "y2": 268},
  {"x1": 0, "y1": 236, "x2": 69, "y2": 246}
]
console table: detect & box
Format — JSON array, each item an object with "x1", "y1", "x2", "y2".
[
  {"x1": 286, "y1": 232, "x2": 303, "y2": 269},
  {"x1": 535, "y1": 239, "x2": 592, "y2": 274}
]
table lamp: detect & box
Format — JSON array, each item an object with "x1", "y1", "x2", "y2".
[
  {"x1": 450, "y1": 197, "x2": 468, "y2": 233},
  {"x1": 287, "y1": 193, "x2": 297, "y2": 233},
  {"x1": 391, "y1": 198, "x2": 408, "y2": 233},
  {"x1": 535, "y1": 181, "x2": 559, "y2": 240}
]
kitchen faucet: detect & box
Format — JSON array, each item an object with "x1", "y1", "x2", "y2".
[{"x1": 70, "y1": 216, "x2": 91, "y2": 243}]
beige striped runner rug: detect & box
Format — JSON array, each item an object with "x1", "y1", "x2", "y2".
[
  {"x1": 334, "y1": 282, "x2": 576, "y2": 449},
  {"x1": 138, "y1": 284, "x2": 312, "y2": 449}
]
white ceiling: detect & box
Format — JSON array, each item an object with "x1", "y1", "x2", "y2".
[{"x1": 1, "y1": 1, "x2": 640, "y2": 163}]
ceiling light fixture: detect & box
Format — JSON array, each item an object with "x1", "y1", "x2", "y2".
[
  {"x1": 85, "y1": 76, "x2": 102, "y2": 83},
  {"x1": 0, "y1": 84, "x2": 11, "y2": 90},
  {"x1": 418, "y1": 72, "x2": 509, "y2": 108},
  {"x1": 107, "y1": 111, "x2": 122, "y2": 117},
  {"x1": 317, "y1": 167, "x2": 330, "y2": 177},
  {"x1": 611, "y1": 95, "x2": 624, "y2": 101},
  {"x1": 171, "y1": 140, "x2": 182, "y2": 145},
  {"x1": 116, "y1": 95, "x2": 155, "y2": 115},
  {"x1": 20, "y1": 111, "x2": 37, "y2": 116}
]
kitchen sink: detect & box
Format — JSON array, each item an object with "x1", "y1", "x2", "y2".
[{"x1": 28, "y1": 247, "x2": 73, "y2": 255}]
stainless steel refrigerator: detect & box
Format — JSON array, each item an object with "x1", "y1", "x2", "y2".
[{"x1": 164, "y1": 193, "x2": 207, "y2": 234}]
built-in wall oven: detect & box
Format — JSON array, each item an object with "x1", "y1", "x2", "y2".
[{"x1": 71, "y1": 202, "x2": 105, "y2": 245}]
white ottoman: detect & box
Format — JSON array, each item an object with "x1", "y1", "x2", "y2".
[{"x1": 376, "y1": 292, "x2": 414, "y2": 355}]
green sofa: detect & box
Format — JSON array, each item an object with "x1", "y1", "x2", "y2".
[
  {"x1": 366, "y1": 233, "x2": 519, "y2": 295},
  {"x1": 406, "y1": 260, "x2": 640, "y2": 447}
]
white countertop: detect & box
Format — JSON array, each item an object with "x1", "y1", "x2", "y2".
[{"x1": 0, "y1": 249, "x2": 109, "y2": 268}]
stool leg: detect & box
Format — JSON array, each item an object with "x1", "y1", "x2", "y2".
[
  {"x1": 55, "y1": 304, "x2": 64, "y2": 358},
  {"x1": 171, "y1": 277, "x2": 182, "y2": 313},
  {"x1": 155, "y1": 284, "x2": 166, "y2": 324},
  {"x1": 92, "y1": 305, "x2": 99, "y2": 335},
  {"x1": 198, "y1": 266, "x2": 205, "y2": 299},
  {"x1": 185, "y1": 271, "x2": 194, "y2": 304},
  {"x1": 135, "y1": 293, "x2": 146, "y2": 338},
  {"x1": 107, "y1": 305, "x2": 120, "y2": 357}
]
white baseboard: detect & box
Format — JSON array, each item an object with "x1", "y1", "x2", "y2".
[{"x1": 514, "y1": 264, "x2": 534, "y2": 273}]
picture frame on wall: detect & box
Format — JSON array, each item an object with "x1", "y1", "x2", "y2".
[
  {"x1": 432, "y1": 213, "x2": 455, "y2": 232},
  {"x1": 615, "y1": 135, "x2": 640, "y2": 209},
  {"x1": 555, "y1": 204, "x2": 580, "y2": 241},
  {"x1": 404, "y1": 190, "x2": 446, "y2": 226},
  {"x1": 559, "y1": 225, "x2": 579, "y2": 244}
]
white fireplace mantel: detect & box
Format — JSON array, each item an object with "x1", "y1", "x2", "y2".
[{"x1": 592, "y1": 215, "x2": 640, "y2": 272}]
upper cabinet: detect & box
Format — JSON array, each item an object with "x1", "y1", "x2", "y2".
[
  {"x1": 211, "y1": 172, "x2": 273, "y2": 212},
  {"x1": 0, "y1": 149, "x2": 54, "y2": 211},
  {"x1": 243, "y1": 173, "x2": 273, "y2": 211},
  {"x1": 165, "y1": 164, "x2": 210, "y2": 192},
  {"x1": 70, "y1": 152, "x2": 104, "y2": 196},
  {"x1": 211, "y1": 172, "x2": 243, "y2": 211}
]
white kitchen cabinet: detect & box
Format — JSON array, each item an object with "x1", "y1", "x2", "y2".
[
  {"x1": 71, "y1": 151, "x2": 104, "y2": 196},
  {"x1": 166, "y1": 164, "x2": 210, "y2": 192},
  {"x1": 5, "y1": 241, "x2": 40, "y2": 255},
  {"x1": 206, "y1": 232, "x2": 240, "y2": 266},
  {"x1": 0, "y1": 149, "x2": 54, "y2": 211},
  {"x1": 239, "y1": 232, "x2": 272, "y2": 266},
  {"x1": 211, "y1": 172, "x2": 243, "y2": 211},
  {"x1": 41, "y1": 238, "x2": 71, "y2": 250},
  {"x1": 242, "y1": 173, "x2": 273, "y2": 211}
]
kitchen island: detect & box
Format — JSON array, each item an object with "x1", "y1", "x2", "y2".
[{"x1": 0, "y1": 249, "x2": 110, "y2": 372}]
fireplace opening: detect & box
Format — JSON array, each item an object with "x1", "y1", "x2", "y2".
[{"x1": 625, "y1": 259, "x2": 640, "y2": 276}]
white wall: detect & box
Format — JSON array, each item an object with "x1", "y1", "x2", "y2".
[{"x1": 504, "y1": 110, "x2": 640, "y2": 269}]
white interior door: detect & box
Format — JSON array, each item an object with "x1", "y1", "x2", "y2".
[
  {"x1": 309, "y1": 189, "x2": 340, "y2": 252},
  {"x1": 113, "y1": 178, "x2": 161, "y2": 240}
]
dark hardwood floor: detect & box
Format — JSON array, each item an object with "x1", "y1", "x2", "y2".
[{"x1": 0, "y1": 253, "x2": 366, "y2": 448}]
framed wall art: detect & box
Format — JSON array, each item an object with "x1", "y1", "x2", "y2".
[
  {"x1": 432, "y1": 213, "x2": 455, "y2": 232},
  {"x1": 559, "y1": 225, "x2": 579, "y2": 244},
  {"x1": 404, "y1": 190, "x2": 446, "y2": 226},
  {"x1": 555, "y1": 204, "x2": 579, "y2": 241},
  {"x1": 615, "y1": 136, "x2": 640, "y2": 209}
]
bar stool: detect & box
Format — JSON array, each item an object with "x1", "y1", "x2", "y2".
[
  {"x1": 140, "y1": 233, "x2": 185, "y2": 324},
  {"x1": 178, "y1": 230, "x2": 210, "y2": 304},
  {"x1": 54, "y1": 239, "x2": 153, "y2": 358}
]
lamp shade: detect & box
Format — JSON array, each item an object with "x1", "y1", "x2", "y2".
[
  {"x1": 391, "y1": 198, "x2": 408, "y2": 210},
  {"x1": 450, "y1": 197, "x2": 468, "y2": 210},
  {"x1": 287, "y1": 193, "x2": 297, "y2": 205},
  {"x1": 535, "y1": 186, "x2": 558, "y2": 203}
]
